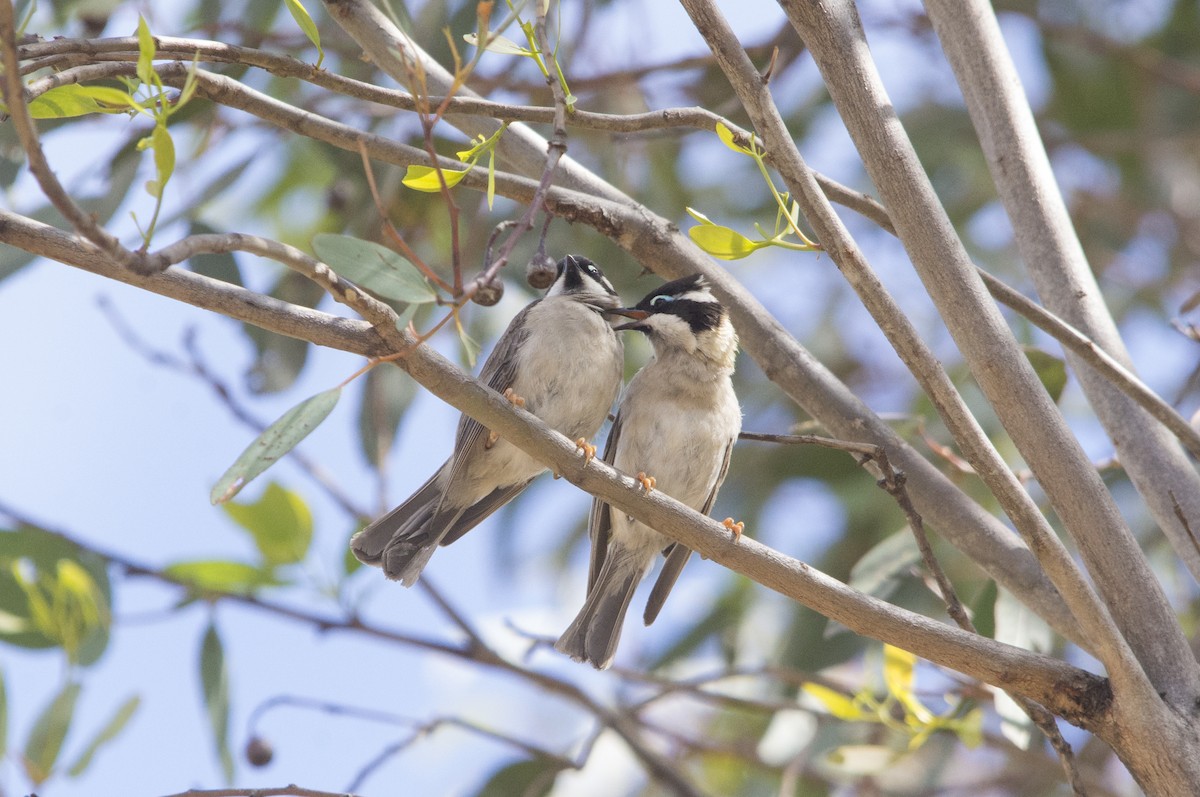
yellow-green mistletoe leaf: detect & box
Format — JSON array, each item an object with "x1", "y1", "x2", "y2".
[
  {"x1": 135, "y1": 15, "x2": 155, "y2": 86},
  {"x1": 25, "y1": 85, "x2": 142, "y2": 119},
  {"x1": 716, "y1": 121, "x2": 755, "y2": 155},
  {"x1": 802, "y1": 683, "x2": 867, "y2": 721},
  {"x1": 688, "y1": 222, "x2": 766, "y2": 260},
  {"x1": 402, "y1": 164, "x2": 470, "y2": 192},
  {"x1": 284, "y1": 0, "x2": 325, "y2": 69},
  {"x1": 462, "y1": 32, "x2": 533, "y2": 57}
]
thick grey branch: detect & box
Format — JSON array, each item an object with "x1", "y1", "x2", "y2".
[
  {"x1": 776, "y1": 0, "x2": 1196, "y2": 706},
  {"x1": 923, "y1": 0, "x2": 1200, "y2": 590}
]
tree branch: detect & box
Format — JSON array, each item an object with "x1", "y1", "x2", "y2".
[
  {"x1": 775, "y1": 0, "x2": 1194, "y2": 707},
  {"x1": 923, "y1": 0, "x2": 1200, "y2": 591}
]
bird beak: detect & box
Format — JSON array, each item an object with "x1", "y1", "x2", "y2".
[
  {"x1": 603, "y1": 308, "x2": 649, "y2": 321},
  {"x1": 603, "y1": 307, "x2": 650, "y2": 331}
]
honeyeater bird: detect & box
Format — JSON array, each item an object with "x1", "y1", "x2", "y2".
[
  {"x1": 556, "y1": 273, "x2": 742, "y2": 669},
  {"x1": 351, "y1": 254, "x2": 625, "y2": 586}
]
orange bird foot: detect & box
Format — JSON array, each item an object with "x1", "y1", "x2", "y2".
[
  {"x1": 575, "y1": 438, "x2": 597, "y2": 466},
  {"x1": 503, "y1": 387, "x2": 526, "y2": 407},
  {"x1": 484, "y1": 429, "x2": 500, "y2": 450},
  {"x1": 636, "y1": 472, "x2": 657, "y2": 492},
  {"x1": 723, "y1": 517, "x2": 745, "y2": 540}
]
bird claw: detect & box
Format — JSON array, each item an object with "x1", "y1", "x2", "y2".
[
  {"x1": 484, "y1": 429, "x2": 499, "y2": 450},
  {"x1": 722, "y1": 517, "x2": 745, "y2": 540},
  {"x1": 503, "y1": 387, "x2": 526, "y2": 407},
  {"x1": 575, "y1": 437, "x2": 597, "y2": 466},
  {"x1": 636, "y1": 471, "x2": 657, "y2": 492}
]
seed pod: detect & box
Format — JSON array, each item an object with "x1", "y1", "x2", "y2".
[
  {"x1": 245, "y1": 736, "x2": 274, "y2": 767},
  {"x1": 472, "y1": 280, "x2": 505, "y2": 307},
  {"x1": 525, "y1": 255, "x2": 557, "y2": 290}
]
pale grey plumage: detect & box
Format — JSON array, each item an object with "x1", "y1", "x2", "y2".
[
  {"x1": 556, "y1": 274, "x2": 741, "y2": 669},
  {"x1": 351, "y1": 255, "x2": 624, "y2": 586}
]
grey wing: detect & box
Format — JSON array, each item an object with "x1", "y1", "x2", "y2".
[
  {"x1": 444, "y1": 301, "x2": 536, "y2": 485},
  {"x1": 585, "y1": 410, "x2": 622, "y2": 595},
  {"x1": 643, "y1": 438, "x2": 735, "y2": 626}
]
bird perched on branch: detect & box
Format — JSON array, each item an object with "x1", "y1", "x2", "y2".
[
  {"x1": 556, "y1": 273, "x2": 742, "y2": 670},
  {"x1": 351, "y1": 255, "x2": 625, "y2": 586}
]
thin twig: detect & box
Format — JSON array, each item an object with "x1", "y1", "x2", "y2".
[{"x1": 0, "y1": 10, "x2": 142, "y2": 272}]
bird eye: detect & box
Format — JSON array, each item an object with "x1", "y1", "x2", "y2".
[
  {"x1": 585, "y1": 264, "x2": 600, "y2": 276},
  {"x1": 650, "y1": 294, "x2": 674, "y2": 307}
]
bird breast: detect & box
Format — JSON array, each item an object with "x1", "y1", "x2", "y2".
[{"x1": 509, "y1": 298, "x2": 624, "y2": 439}]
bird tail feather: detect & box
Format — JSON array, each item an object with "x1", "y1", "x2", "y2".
[{"x1": 555, "y1": 551, "x2": 648, "y2": 670}]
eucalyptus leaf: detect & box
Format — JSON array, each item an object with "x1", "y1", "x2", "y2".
[
  {"x1": 210, "y1": 387, "x2": 341, "y2": 504},
  {"x1": 67, "y1": 695, "x2": 140, "y2": 777},
  {"x1": 312, "y1": 233, "x2": 437, "y2": 304},
  {"x1": 200, "y1": 622, "x2": 234, "y2": 781},
  {"x1": 358, "y1": 363, "x2": 415, "y2": 469},
  {"x1": 1023, "y1": 346, "x2": 1067, "y2": 403},
  {"x1": 23, "y1": 681, "x2": 82, "y2": 785},
  {"x1": 242, "y1": 272, "x2": 322, "y2": 393},
  {"x1": 471, "y1": 758, "x2": 560, "y2": 797},
  {"x1": 847, "y1": 529, "x2": 921, "y2": 601},
  {"x1": 186, "y1": 222, "x2": 243, "y2": 285}
]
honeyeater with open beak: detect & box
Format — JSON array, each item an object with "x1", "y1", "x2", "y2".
[
  {"x1": 351, "y1": 255, "x2": 625, "y2": 586},
  {"x1": 556, "y1": 273, "x2": 742, "y2": 669}
]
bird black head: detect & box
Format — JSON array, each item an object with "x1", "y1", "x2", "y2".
[
  {"x1": 606, "y1": 274, "x2": 725, "y2": 334},
  {"x1": 547, "y1": 255, "x2": 619, "y2": 306}
]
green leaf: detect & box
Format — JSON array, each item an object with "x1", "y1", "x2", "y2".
[
  {"x1": 25, "y1": 85, "x2": 113, "y2": 119},
  {"x1": 284, "y1": 0, "x2": 325, "y2": 68},
  {"x1": 1024, "y1": 346, "x2": 1067, "y2": 403},
  {"x1": 402, "y1": 164, "x2": 470, "y2": 192},
  {"x1": 210, "y1": 387, "x2": 341, "y2": 504},
  {"x1": 151, "y1": 124, "x2": 175, "y2": 196},
  {"x1": 848, "y1": 529, "x2": 921, "y2": 601},
  {"x1": 802, "y1": 683, "x2": 866, "y2": 721},
  {"x1": 200, "y1": 622, "x2": 234, "y2": 782},
  {"x1": 882, "y1": 644, "x2": 914, "y2": 697},
  {"x1": 883, "y1": 645, "x2": 933, "y2": 725},
  {"x1": 165, "y1": 560, "x2": 280, "y2": 595},
  {"x1": 23, "y1": 681, "x2": 82, "y2": 785},
  {"x1": 223, "y1": 482, "x2": 313, "y2": 567},
  {"x1": 969, "y1": 579, "x2": 997, "y2": 639},
  {"x1": 312, "y1": 233, "x2": 437, "y2": 304},
  {"x1": 0, "y1": 528, "x2": 113, "y2": 666},
  {"x1": 186, "y1": 222, "x2": 243, "y2": 285},
  {"x1": 688, "y1": 221, "x2": 766, "y2": 260},
  {"x1": 715, "y1": 121, "x2": 755, "y2": 155},
  {"x1": 462, "y1": 32, "x2": 533, "y2": 56},
  {"x1": 358, "y1": 363, "x2": 415, "y2": 469},
  {"x1": 67, "y1": 695, "x2": 140, "y2": 777},
  {"x1": 242, "y1": 272, "x2": 323, "y2": 394},
  {"x1": 136, "y1": 15, "x2": 155, "y2": 86},
  {"x1": 472, "y1": 758, "x2": 561, "y2": 797}
]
